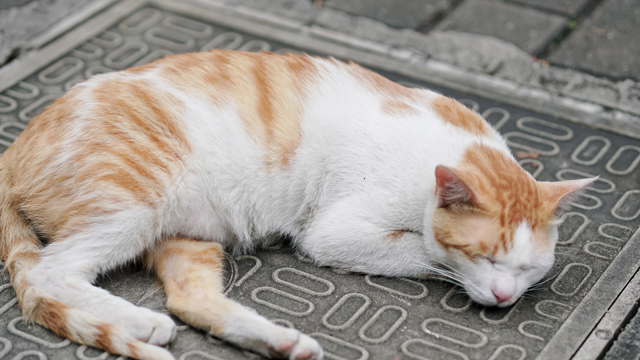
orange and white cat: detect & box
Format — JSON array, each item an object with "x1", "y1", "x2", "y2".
[{"x1": 0, "y1": 50, "x2": 594, "y2": 360}]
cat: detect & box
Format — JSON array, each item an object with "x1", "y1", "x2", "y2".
[{"x1": 0, "y1": 50, "x2": 595, "y2": 360}]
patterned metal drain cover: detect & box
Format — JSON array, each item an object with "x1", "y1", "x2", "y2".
[{"x1": 0, "y1": 1, "x2": 639, "y2": 360}]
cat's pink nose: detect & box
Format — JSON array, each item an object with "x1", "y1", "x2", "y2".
[
  {"x1": 491, "y1": 277, "x2": 516, "y2": 304},
  {"x1": 492, "y1": 289, "x2": 512, "y2": 304}
]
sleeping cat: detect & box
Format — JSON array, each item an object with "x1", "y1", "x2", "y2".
[{"x1": 0, "y1": 50, "x2": 594, "y2": 360}]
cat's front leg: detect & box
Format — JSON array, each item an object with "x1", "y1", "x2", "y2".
[
  {"x1": 299, "y1": 200, "x2": 431, "y2": 278},
  {"x1": 147, "y1": 237, "x2": 323, "y2": 360}
]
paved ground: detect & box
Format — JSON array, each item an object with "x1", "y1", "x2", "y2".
[
  {"x1": 549, "y1": 0, "x2": 640, "y2": 81},
  {"x1": 0, "y1": 0, "x2": 639, "y2": 359}
]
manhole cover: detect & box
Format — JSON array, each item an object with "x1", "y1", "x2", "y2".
[{"x1": 0, "y1": 1, "x2": 639, "y2": 360}]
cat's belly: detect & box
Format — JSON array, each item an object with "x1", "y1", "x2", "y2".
[{"x1": 174, "y1": 205, "x2": 228, "y2": 242}]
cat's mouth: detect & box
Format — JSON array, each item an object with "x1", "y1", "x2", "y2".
[
  {"x1": 420, "y1": 272, "x2": 518, "y2": 307},
  {"x1": 461, "y1": 280, "x2": 521, "y2": 307},
  {"x1": 495, "y1": 297, "x2": 518, "y2": 307}
]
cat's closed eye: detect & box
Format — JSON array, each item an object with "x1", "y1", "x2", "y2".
[{"x1": 481, "y1": 255, "x2": 496, "y2": 264}]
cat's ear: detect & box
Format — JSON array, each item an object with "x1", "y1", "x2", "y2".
[
  {"x1": 541, "y1": 177, "x2": 598, "y2": 216},
  {"x1": 434, "y1": 165, "x2": 476, "y2": 208}
]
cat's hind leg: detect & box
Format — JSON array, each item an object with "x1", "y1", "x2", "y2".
[
  {"x1": 25, "y1": 209, "x2": 177, "y2": 359},
  {"x1": 147, "y1": 237, "x2": 323, "y2": 360}
]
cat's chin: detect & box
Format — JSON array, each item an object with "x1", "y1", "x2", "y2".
[
  {"x1": 495, "y1": 298, "x2": 518, "y2": 308},
  {"x1": 465, "y1": 287, "x2": 519, "y2": 308},
  {"x1": 472, "y1": 298, "x2": 516, "y2": 308},
  {"x1": 473, "y1": 294, "x2": 518, "y2": 308}
]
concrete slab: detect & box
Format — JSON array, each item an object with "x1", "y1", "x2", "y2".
[
  {"x1": 0, "y1": 1, "x2": 639, "y2": 360},
  {"x1": 605, "y1": 307, "x2": 640, "y2": 360},
  {"x1": 323, "y1": 0, "x2": 453, "y2": 29},
  {"x1": 436, "y1": 0, "x2": 568, "y2": 54},
  {"x1": 221, "y1": 0, "x2": 320, "y2": 23},
  {"x1": 0, "y1": 0, "x2": 104, "y2": 66},
  {"x1": 579, "y1": 266, "x2": 640, "y2": 360},
  {"x1": 549, "y1": 0, "x2": 640, "y2": 82},
  {"x1": 0, "y1": 0, "x2": 31, "y2": 10},
  {"x1": 506, "y1": 0, "x2": 595, "y2": 17}
]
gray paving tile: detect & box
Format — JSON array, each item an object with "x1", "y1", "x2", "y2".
[
  {"x1": 323, "y1": 0, "x2": 453, "y2": 29},
  {"x1": 549, "y1": 0, "x2": 640, "y2": 82},
  {"x1": 507, "y1": 0, "x2": 595, "y2": 17},
  {"x1": 437, "y1": 0, "x2": 568, "y2": 54}
]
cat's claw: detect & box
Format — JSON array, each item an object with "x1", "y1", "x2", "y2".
[
  {"x1": 266, "y1": 332, "x2": 323, "y2": 360},
  {"x1": 293, "y1": 349, "x2": 313, "y2": 360},
  {"x1": 290, "y1": 334, "x2": 323, "y2": 360},
  {"x1": 268, "y1": 340, "x2": 294, "y2": 357}
]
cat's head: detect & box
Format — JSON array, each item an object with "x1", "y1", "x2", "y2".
[{"x1": 429, "y1": 144, "x2": 596, "y2": 307}]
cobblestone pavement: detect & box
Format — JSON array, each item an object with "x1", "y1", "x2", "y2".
[{"x1": 0, "y1": 0, "x2": 640, "y2": 359}]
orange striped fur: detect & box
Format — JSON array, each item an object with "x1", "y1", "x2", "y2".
[
  {"x1": 432, "y1": 143, "x2": 588, "y2": 260},
  {"x1": 148, "y1": 238, "x2": 234, "y2": 335},
  {"x1": 430, "y1": 96, "x2": 491, "y2": 136},
  {"x1": 153, "y1": 50, "x2": 318, "y2": 167}
]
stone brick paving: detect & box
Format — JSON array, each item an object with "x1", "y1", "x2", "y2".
[
  {"x1": 323, "y1": 0, "x2": 453, "y2": 29},
  {"x1": 435, "y1": 0, "x2": 568, "y2": 54},
  {"x1": 0, "y1": 0, "x2": 30, "y2": 10},
  {"x1": 549, "y1": 0, "x2": 640, "y2": 81},
  {"x1": 507, "y1": 0, "x2": 595, "y2": 17}
]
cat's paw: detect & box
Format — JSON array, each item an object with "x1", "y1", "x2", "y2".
[
  {"x1": 290, "y1": 334, "x2": 323, "y2": 360},
  {"x1": 266, "y1": 331, "x2": 323, "y2": 360},
  {"x1": 120, "y1": 308, "x2": 176, "y2": 346},
  {"x1": 145, "y1": 312, "x2": 176, "y2": 346}
]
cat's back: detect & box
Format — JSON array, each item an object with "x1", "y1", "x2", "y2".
[
  {"x1": 0, "y1": 50, "x2": 509, "y2": 240},
  {"x1": 1, "y1": 51, "x2": 319, "y2": 188},
  {"x1": 3, "y1": 50, "x2": 501, "y2": 173}
]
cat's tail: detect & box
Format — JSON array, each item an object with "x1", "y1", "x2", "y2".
[{"x1": 0, "y1": 170, "x2": 175, "y2": 360}]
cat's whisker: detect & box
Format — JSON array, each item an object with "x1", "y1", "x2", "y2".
[
  {"x1": 426, "y1": 269, "x2": 465, "y2": 285},
  {"x1": 520, "y1": 292, "x2": 542, "y2": 302},
  {"x1": 453, "y1": 288, "x2": 468, "y2": 296},
  {"x1": 411, "y1": 259, "x2": 465, "y2": 281},
  {"x1": 531, "y1": 270, "x2": 561, "y2": 289},
  {"x1": 526, "y1": 275, "x2": 560, "y2": 293},
  {"x1": 430, "y1": 277, "x2": 464, "y2": 287},
  {"x1": 527, "y1": 273, "x2": 560, "y2": 291},
  {"x1": 429, "y1": 260, "x2": 467, "y2": 282},
  {"x1": 413, "y1": 262, "x2": 465, "y2": 287},
  {"x1": 528, "y1": 283, "x2": 553, "y2": 292}
]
